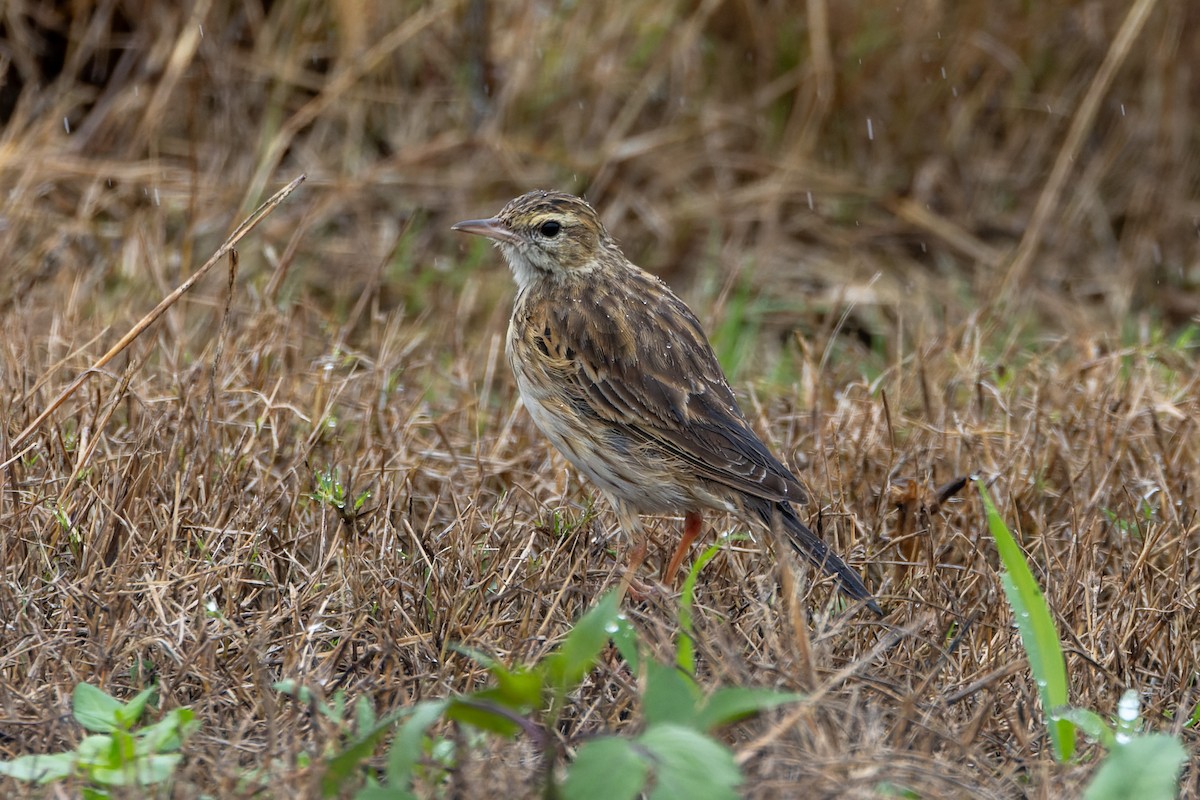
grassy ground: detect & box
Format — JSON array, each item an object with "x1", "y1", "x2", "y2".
[{"x1": 1, "y1": 0, "x2": 1198, "y2": 796}]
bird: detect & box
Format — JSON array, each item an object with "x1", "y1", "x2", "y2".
[{"x1": 452, "y1": 190, "x2": 881, "y2": 615}]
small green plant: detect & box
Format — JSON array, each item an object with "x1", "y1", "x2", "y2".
[
  {"x1": 296, "y1": 547, "x2": 801, "y2": 799},
  {"x1": 564, "y1": 544, "x2": 802, "y2": 800},
  {"x1": 274, "y1": 680, "x2": 419, "y2": 798},
  {"x1": 0, "y1": 682, "x2": 197, "y2": 795},
  {"x1": 977, "y1": 480, "x2": 1186, "y2": 797},
  {"x1": 310, "y1": 467, "x2": 371, "y2": 524},
  {"x1": 1055, "y1": 690, "x2": 1188, "y2": 800}
]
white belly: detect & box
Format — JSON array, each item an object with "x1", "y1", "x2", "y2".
[{"x1": 509, "y1": 352, "x2": 691, "y2": 514}]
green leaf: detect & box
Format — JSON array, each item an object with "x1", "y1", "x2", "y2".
[
  {"x1": 489, "y1": 666, "x2": 543, "y2": 712},
  {"x1": 543, "y1": 591, "x2": 621, "y2": 694},
  {"x1": 562, "y1": 737, "x2": 648, "y2": 800},
  {"x1": 450, "y1": 646, "x2": 541, "y2": 710},
  {"x1": 356, "y1": 787, "x2": 417, "y2": 800},
  {"x1": 448, "y1": 644, "x2": 501, "y2": 671},
  {"x1": 643, "y1": 661, "x2": 699, "y2": 729},
  {"x1": 356, "y1": 696, "x2": 377, "y2": 734},
  {"x1": 977, "y1": 480, "x2": 1074, "y2": 762},
  {"x1": 1052, "y1": 706, "x2": 1115, "y2": 750},
  {"x1": 73, "y1": 684, "x2": 124, "y2": 733},
  {"x1": 695, "y1": 687, "x2": 804, "y2": 732},
  {"x1": 138, "y1": 708, "x2": 197, "y2": 754},
  {"x1": 113, "y1": 686, "x2": 156, "y2": 729},
  {"x1": 444, "y1": 698, "x2": 521, "y2": 738},
  {"x1": 384, "y1": 700, "x2": 448, "y2": 789},
  {"x1": 608, "y1": 613, "x2": 641, "y2": 675},
  {"x1": 1083, "y1": 735, "x2": 1187, "y2": 800},
  {"x1": 321, "y1": 705, "x2": 415, "y2": 797},
  {"x1": 0, "y1": 752, "x2": 77, "y2": 783},
  {"x1": 637, "y1": 724, "x2": 740, "y2": 800},
  {"x1": 74, "y1": 734, "x2": 116, "y2": 763},
  {"x1": 132, "y1": 753, "x2": 182, "y2": 785}
]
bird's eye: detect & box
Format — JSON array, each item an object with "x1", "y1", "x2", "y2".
[{"x1": 539, "y1": 220, "x2": 561, "y2": 238}]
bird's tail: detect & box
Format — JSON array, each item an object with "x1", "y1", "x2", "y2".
[{"x1": 753, "y1": 500, "x2": 883, "y2": 616}]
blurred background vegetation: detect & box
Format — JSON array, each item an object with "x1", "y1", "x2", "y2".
[{"x1": 2, "y1": 0, "x2": 1196, "y2": 365}]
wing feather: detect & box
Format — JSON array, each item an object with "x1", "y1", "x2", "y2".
[{"x1": 532, "y1": 268, "x2": 809, "y2": 506}]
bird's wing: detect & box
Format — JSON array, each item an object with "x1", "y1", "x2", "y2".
[{"x1": 522, "y1": 267, "x2": 808, "y2": 505}]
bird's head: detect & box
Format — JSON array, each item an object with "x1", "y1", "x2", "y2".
[{"x1": 452, "y1": 190, "x2": 616, "y2": 288}]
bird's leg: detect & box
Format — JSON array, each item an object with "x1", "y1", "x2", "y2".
[
  {"x1": 661, "y1": 511, "x2": 704, "y2": 584},
  {"x1": 614, "y1": 506, "x2": 652, "y2": 601}
]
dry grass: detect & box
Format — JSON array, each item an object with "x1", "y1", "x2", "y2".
[{"x1": 1, "y1": 0, "x2": 1198, "y2": 797}]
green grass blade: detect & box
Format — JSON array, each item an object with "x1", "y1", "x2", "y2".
[
  {"x1": 677, "y1": 542, "x2": 722, "y2": 674},
  {"x1": 977, "y1": 479, "x2": 1074, "y2": 762}
]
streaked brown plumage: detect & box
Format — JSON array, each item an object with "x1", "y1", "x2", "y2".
[{"x1": 452, "y1": 190, "x2": 881, "y2": 615}]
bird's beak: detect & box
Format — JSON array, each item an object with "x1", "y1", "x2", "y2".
[{"x1": 451, "y1": 217, "x2": 521, "y2": 245}]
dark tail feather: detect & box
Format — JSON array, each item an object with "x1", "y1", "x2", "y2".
[{"x1": 754, "y1": 500, "x2": 883, "y2": 616}]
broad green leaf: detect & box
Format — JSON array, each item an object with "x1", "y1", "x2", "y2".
[
  {"x1": 450, "y1": 647, "x2": 540, "y2": 709},
  {"x1": 87, "y1": 733, "x2": 141, "y2": 787},
  {"x1": 0, "y1": 752, "x2": 76, "y2": 783},
  {"x1": 113, "y1": 686, "x2": 156, "y2": 728},
  {"x1": 608, "y1": 613, "x2": 640, "y2": 675},
  {"x1": 109, "y1": 729, "x2": 137, "y2": 767},
  {"x1": 489, "y1": 666, "x2": 543, "y2": 711},
  {"x1": 643, "y1": 661, "x2": 699, "y2": 728},
  {"x1": 134, "y1": 709, "x2": 196, "y2": 756},
  {"x1": 543, "y1": 591, "x2": 621, "y2": 693},
  {"x1": 133, "y1": 753, "x2": 181, "y2": 785},
  {"x1": 637, "y1": 724, "x2": 740, "y2": 800},
  {"x1": 74, "y1": 734, "x2": 116, "y2": 762},
  {"x1": 384, "y1": 700, "x2": 448, "y2": 789},
  {"x1": 1083, "y1": 735, "x2": 1187, "y2": 800},
  {"x1": 562, "y1": 737, "x2": 648, "y2": 800},
  {"x1": 978, "y1": 480, "x2": 1074, "y2": 762},
  {"x1": 695, "y1": 687, "x2": 804, "y2": 732},
  {"x1": 444, "y1": 698, "x2": 521, "y2": 738},
  {"x1": 73, "y1": 683, "x2": 124, "y2": 733}
]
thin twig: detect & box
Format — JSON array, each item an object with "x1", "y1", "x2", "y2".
[{"x1": 12, "y1": 174, "x2": 306, "y2": 448}]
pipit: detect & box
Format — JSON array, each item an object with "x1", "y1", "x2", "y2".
[{"x1": 453, "y1": 190, "x2": 881, "y2": 615}]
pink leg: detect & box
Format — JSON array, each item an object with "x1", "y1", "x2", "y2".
[{"x1": 662, "y1": 511, "x2": 703, "y2": 584}]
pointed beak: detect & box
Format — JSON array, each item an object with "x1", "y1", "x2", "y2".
[{"x1": 450, "y1": 217, "x2": 521, "y2": 245}]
